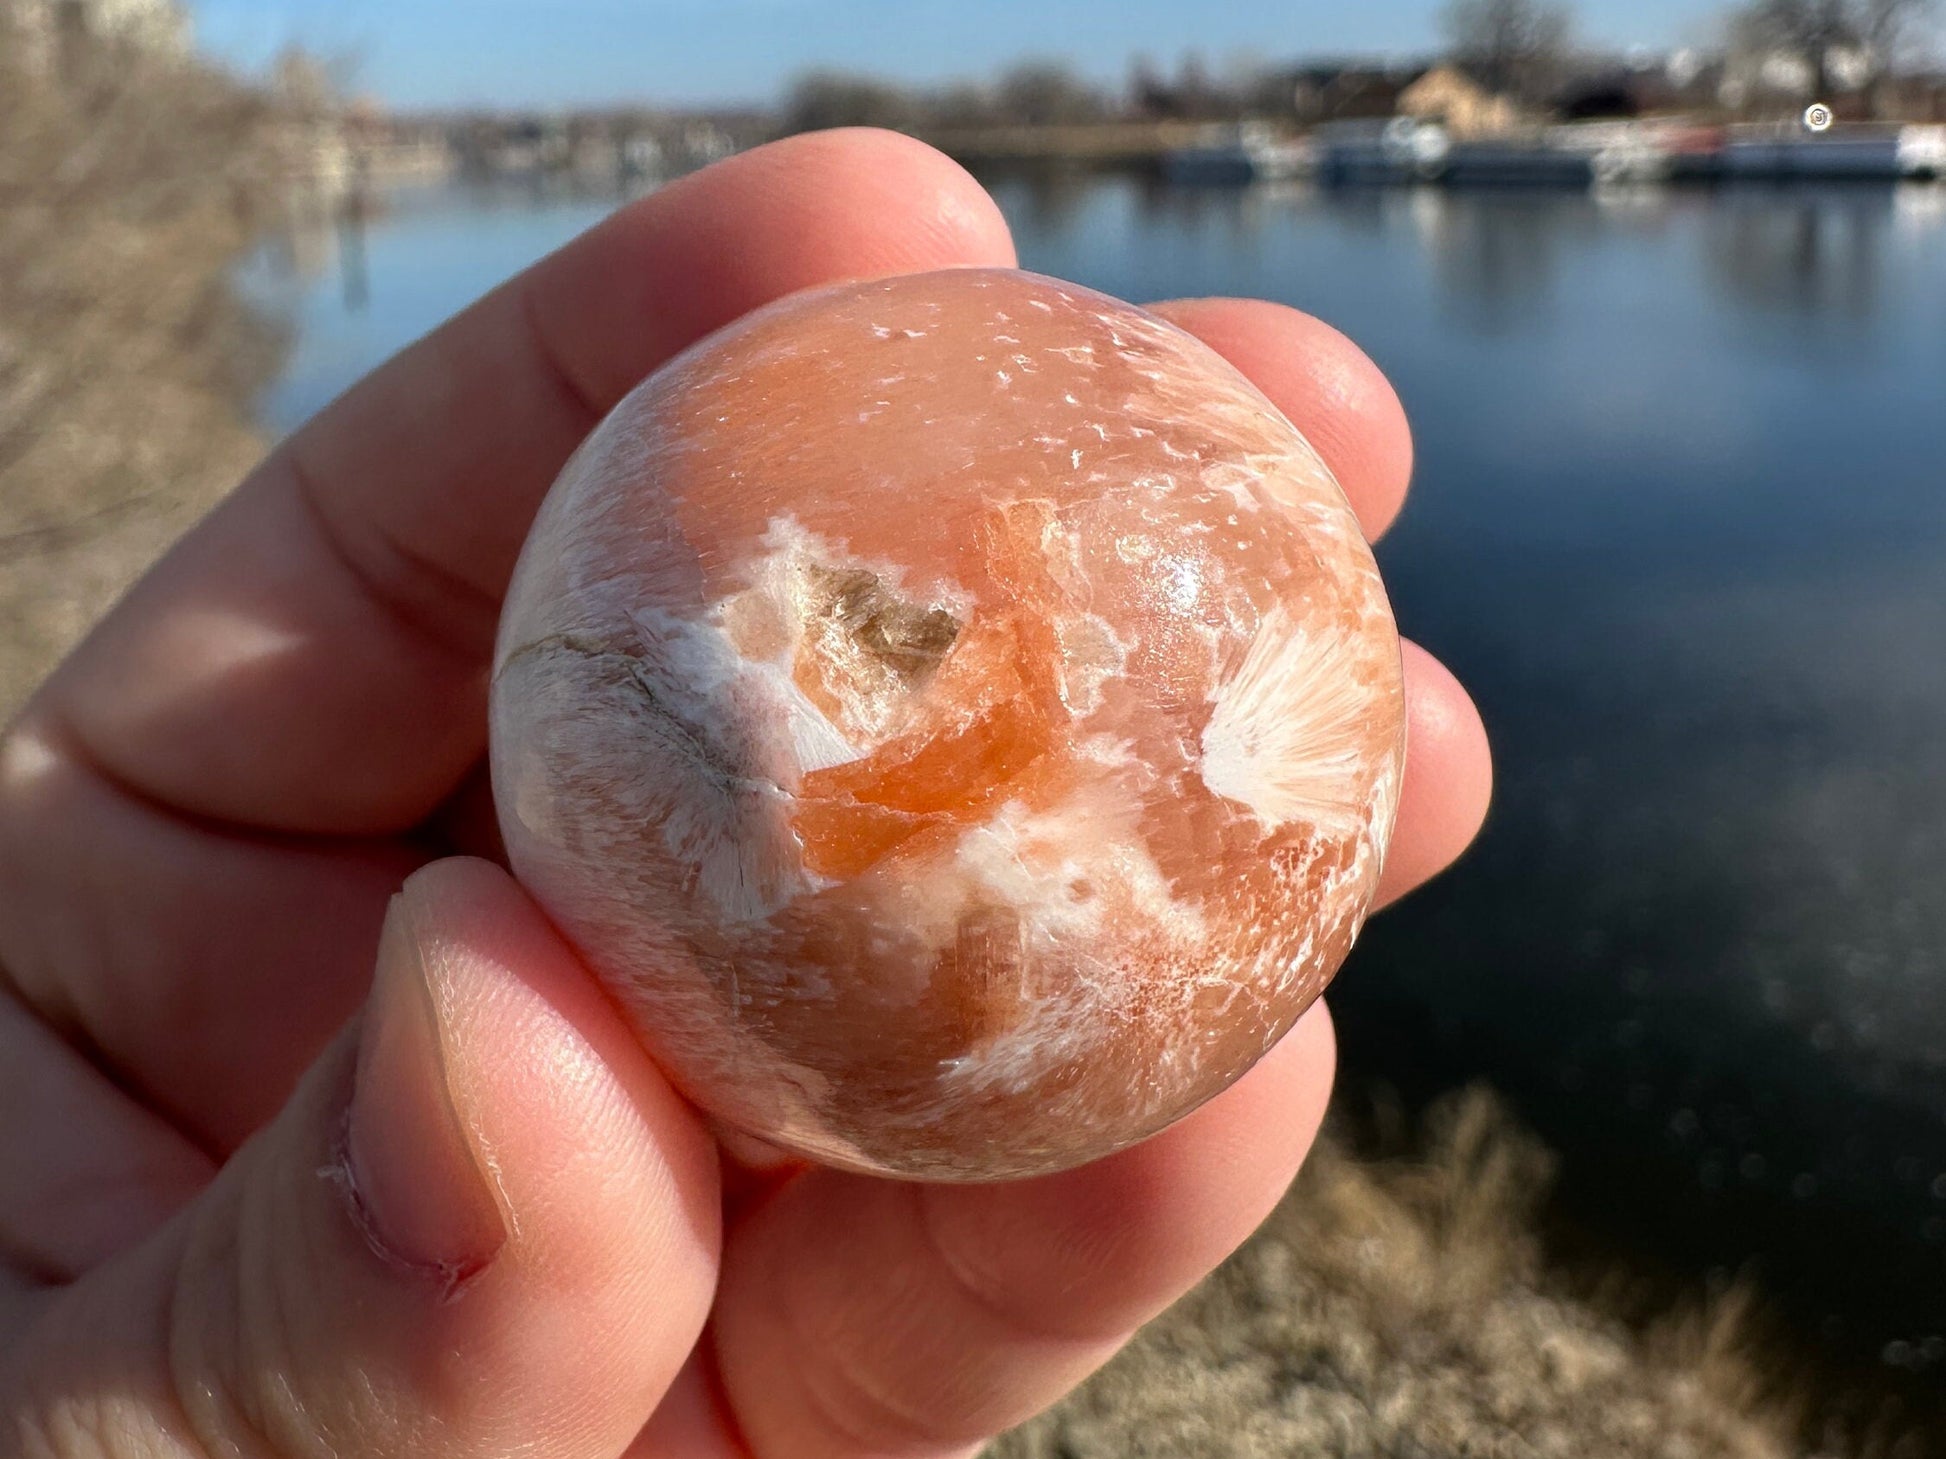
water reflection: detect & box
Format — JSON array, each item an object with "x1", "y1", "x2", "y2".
[
  {"x1": 1417, "y1": 190, "x2": 1602, "y2": 331},
  {"x1": 246, "y1": 172, "x2": 1946, "y2": 1394},
  {"x1": 1703, "y1": 189, "x2": 1897, "y2": 319},
  {"x1": 990, "y1": 173, "x2": 1946, "y2": 1403},
  {"x1": 336, "y1": 195, "x2": 371, "y2": 314},
  {"x1": 239, "y1": 181, "x2": 632, "y2": 430}
]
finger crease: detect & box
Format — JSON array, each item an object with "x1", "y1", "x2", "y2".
[
  {"x1": 286, "y1": 447, "x2": 501, "y2": 664},
  {"x1": 518, "y1": 273, "x2": 608, "y2": 427},
  {"x1": 787, "y1": 1330, "x2": 943, "y2": 1459},
  {"x1": 33, "y1": 710, "x2": 341, "y2": 864},
  {"x1": 910, "y1": 1184, "x2": 1107, "y2": 1348},
  {"x1": 159, "y1": 1221, "x2": 228, "y2": 1459},
  {"x1": 766, "y1": 1221, "x2": 960, "y2": 1455},
  {"x1": 698, "y1": 1330, "x2": 764, "y2": 1459}
]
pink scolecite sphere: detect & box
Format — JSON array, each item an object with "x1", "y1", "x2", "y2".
[{"x1": 489, "y1": 267, "x2": 1405, "y2": 1180}]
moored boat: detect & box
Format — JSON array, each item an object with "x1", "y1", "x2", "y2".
[{"x1": 1162, "y1": 122, "x2": 1312, "y2": 184}]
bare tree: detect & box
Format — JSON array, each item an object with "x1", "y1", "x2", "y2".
[
  {"x1": 1173, "y1": 52, "x2": 1234, "y2": 120},
  {"x1": 1126, "y1": 53, "x2": 1171, "y2": 117},
  {"x1": 1857, "y1": 0, "x2": 1940, "y2": 67},
  {"x1": 783, "y1": 72, "x2": 919, "y2": 134},
  {"x1": 1730, "y1": 0, "x2": 1857, "y2": 94},
  {"x1": 1728, "y1": 0, "x2": 1937, "y2": 95},
  {"x1": 1440, "y1": 0, "x2": 1576, "y2": 102},
  {"x1": 994, "y1": 62, "x2": 1106, "y2": 127}
]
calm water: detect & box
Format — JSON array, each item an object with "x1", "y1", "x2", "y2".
[{"x1": 247, "y1": 174, "x2": 1946, "y2": 1380}]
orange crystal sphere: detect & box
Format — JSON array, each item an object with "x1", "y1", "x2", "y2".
[{"x1": 489, "y1": 268, "x2": 1406, "y2": 1180}]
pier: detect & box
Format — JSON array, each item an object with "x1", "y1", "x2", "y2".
[{"x1": 938, "y1": 117, "x2": 1946, "y2": 188}]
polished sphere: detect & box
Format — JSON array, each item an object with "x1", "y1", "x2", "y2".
[{"x1": 490, "y1": 268, "x2": 1406, "y2": 1179}]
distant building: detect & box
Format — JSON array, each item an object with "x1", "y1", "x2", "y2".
[
  {"x1": 2, "y1": 0, "x2": 189, "y2": 74},
  {"x1": 1287, "y1": 62, "x2": 1430, "y2": 124},
  {"x1": 1553, "y1": 56, "x2": 1695, "y2": 120},
  {"x1": 1554, "y1": 73, "x2": 1645, "y2": 120},
  {"x1": 1398, "y1": 64, "x2": 1528, "y2": 138},
  {"x1": 1874, "y1": 69, "x2": 1946, "y2": 122}
]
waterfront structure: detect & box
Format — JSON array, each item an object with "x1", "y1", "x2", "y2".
[
  {"x1": 1287, "y1": 62, "x2": 1427, "y2": 125},
  {"x1": 1398, "y1": 64, "x2": 1529, "y2": 139}
]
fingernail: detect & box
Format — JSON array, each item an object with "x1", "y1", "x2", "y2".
[{"x1": 346, "y1": 892, "x2": 508, "y2": 1289}]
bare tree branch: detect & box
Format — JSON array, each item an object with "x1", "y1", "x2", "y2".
[{"x1": 1440, "y1": 0, "x2": 1576, "y2": 103}]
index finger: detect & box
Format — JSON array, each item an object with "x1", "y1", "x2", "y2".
[{"x1": 33, "y1": 129, "x2": 1018, "y2": 833}]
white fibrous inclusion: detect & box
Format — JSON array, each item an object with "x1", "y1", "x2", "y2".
[
  {"x1": 1198, "y1": 602, "x2": 1382, "y2": 843},
  {"x1": 609, "y1": 519, "x2": 974, "y2": 925}
]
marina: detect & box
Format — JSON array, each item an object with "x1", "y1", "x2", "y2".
[{"x1": 1162, "y1": 117, "x2": 1946, "y2": 188}]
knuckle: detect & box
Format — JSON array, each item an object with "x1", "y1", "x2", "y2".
[
  {"x1": 7, "y1": 1341, "x2": 203, "y2": 1459},
  {"x1": 163, "y1": 1157, "x2": 351, "y2": 1459}
]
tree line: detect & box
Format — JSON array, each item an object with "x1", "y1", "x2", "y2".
[
  {"x1": 1446, "y1": 0, "x2": 1937, "y2": 102},
  {"x1": 784, "y1": 0, "x2": 1942, "y2": 135}
]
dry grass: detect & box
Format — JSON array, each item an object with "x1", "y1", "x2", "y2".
[
  {"x1": 0, "y1": 38, "x2": 284, "y2": 716},
  {"x1": 995, "y1": 1089, "x2": 1841, "y2": 1459}
]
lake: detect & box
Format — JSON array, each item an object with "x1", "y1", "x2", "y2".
[{"x1": 244, "y1": 170, "x2": 1946, "y2": 1385}]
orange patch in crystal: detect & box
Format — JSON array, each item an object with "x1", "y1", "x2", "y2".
[{"x1": 792, "y1": 545, "x2": 1068, "y2": 880}]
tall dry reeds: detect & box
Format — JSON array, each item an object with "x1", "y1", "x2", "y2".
[
  {"x1": 0, "y1": 35, "x2": 284, "y2": 714},
  {"x1": 995, "y1": 1089, "x2": 1844, "y2": 1459}
]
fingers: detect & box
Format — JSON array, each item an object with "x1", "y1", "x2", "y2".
[
  {"x1": 2, "y1": 859, "x2": 721, "y2": 1459},
  {"x1": 1375, "y1": 641, "x2": 1493, "y2": 908},
  {"x1": 0, "y1": 131, "x2": 1016, "y2": 1152},
  {"x1": 1147, "y1": 297, "x2": 1414, "y2": 542},
  {"x1": 695, "y1": 1004, "x2": 1336, "y2": 1459},
  {"x1": 0, "y1": 983, "x2": 213, "y2": 1280},
  {"x1": 37, "y1": 129, "x2": 1017, "y2": 835},
  {"x1": 0, "y1": 717, "x2": 419, "y2": 1150}
]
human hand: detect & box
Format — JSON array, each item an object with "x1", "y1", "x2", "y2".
[{"x1": 0, "y1": 130, "x2": 1490, "y2": 1459}]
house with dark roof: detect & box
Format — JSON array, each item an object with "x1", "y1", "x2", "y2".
[{"x1": 1287, "y1": 61, "x2": 1432, "y2": 124}]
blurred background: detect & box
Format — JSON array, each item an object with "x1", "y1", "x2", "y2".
[{"x1": 4, "y1": 1, "x2": 1945, "y2": 1454}]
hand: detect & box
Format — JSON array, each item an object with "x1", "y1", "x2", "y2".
[{"x1": 0, "y1": 130, "x2": 1490, "y2": 1459}]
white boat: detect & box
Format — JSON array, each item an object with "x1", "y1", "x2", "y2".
[
  {"x1": 1712, "y1": 123, "x2": 1938, "y2": 179},
  {"x1": 1313, "y1": 118, "x2": 1451, "y2": 183},
  {"x1": 1443, "y1": 141, "x2": 1593, "y2": 185},
  {"x1": 1898, "y1": 125, "x2": 1946, "y2": 179},
  {"x1": 1549, "y1": 121, "x2": 1675, "y2": 185},
  {"x1": 1163, "y1": 123, "x2": 1313, "y2": 184}
]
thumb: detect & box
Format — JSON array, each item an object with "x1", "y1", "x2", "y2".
[{"x1": 10, "y1": 858, "x2": 721, "y2": 1459}]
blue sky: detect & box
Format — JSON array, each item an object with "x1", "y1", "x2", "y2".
[{"x1": 188, "y1": 1, "x2": 1733, "y2": 110}]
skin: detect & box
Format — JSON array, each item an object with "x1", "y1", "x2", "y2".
[{"x1": 0, "y1": 130, "x2": 1491, "y2": 1459}]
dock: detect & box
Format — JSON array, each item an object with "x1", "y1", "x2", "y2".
[
  {"x1": 927, "y1": 118, "x2": 1946, "y2": 189},
  {"x1": 1310, "y1": 120, "x2": 1946, "y2": 188}
]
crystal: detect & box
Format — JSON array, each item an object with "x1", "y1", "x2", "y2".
[{"x1": 490, "y1": 268, "x2": 1405, "y2": 1180}]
